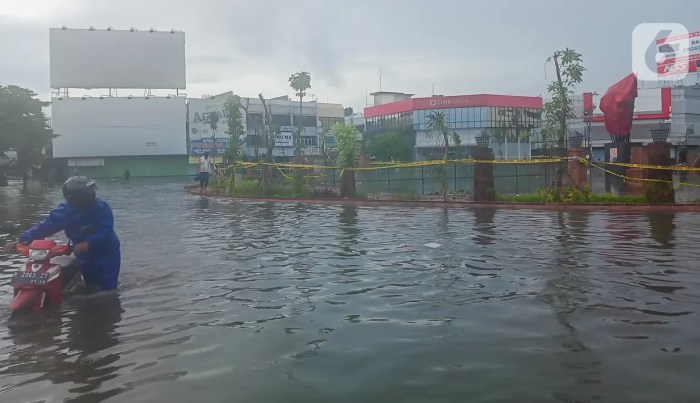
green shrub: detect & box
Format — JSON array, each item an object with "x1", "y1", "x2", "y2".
[
  {"x1": 496, "y1": 188, "x2": 648, "y2": 204},
  {"x1": 644, "y1": 182, "x2": 674, "y2": 204},
  {"x1": 485, "y1": 188, "x2": 496, "y2": 202},
  {"x1": 391, "y1": 192, "x2": 420, "y2": 202}
]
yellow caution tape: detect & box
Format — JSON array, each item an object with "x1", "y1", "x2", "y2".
[
  {"x1": 594, "y1": 161, "x2": 700, "y2": 172},
  {"x1": 211, "y1": 157, "x2": 566, "y2": 174},
  {"x1": 588, "y1": 161, "x2": 700, "y2": 187}
]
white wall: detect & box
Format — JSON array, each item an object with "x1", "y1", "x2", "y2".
[
  {"x1": 52, "y1": 97, "x2": 187, "y2": 158},
  {"x1": 50, "y1": 28, "x2": 186, "y2": 89},
  {"x1": 672, "y1": 87, "x2": 700, "y2": 146}
]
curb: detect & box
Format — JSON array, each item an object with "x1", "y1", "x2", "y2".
[{"x1": 185, "y1": 188, "x2": 700, "y2": 212}]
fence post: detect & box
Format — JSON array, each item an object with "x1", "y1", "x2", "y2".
[
  {"x1": 515, "y1": 163, "x2": 519, "y2": 194},
  {"x1": 453, "y1": 162, "x2": 457, "y2": 191},
  {"x1": 387, "y1": 167, "x2": 391, "y2": 193},
  {"x1": 333, "y1": 169, "x2": 336, "y2": 188},
  {"x1": 421, "y1": 165, "x2": 425, "y2": 195}
]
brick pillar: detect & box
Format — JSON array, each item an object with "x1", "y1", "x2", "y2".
[
  {"x1": 626, "y1": 145, "x2": 646, "y2": 195},
  {"x1": 605, "y1": 142, "x2": 631, "y2": 194},
  {"x1": 646, "y1": 143, "x2": 675, "y2": 203},
  {"x1": 566, "y1": 147, "x2": 588, "y2": 190},
  {"x1": 473, "y1": 147, "x2": 495, "y2": 201}
]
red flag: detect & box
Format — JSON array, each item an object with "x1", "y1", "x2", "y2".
[{"x1": 599, "y1": 73, "x2": 638, "y2": 136}]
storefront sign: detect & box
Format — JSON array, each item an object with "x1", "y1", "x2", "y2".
[{"x1": 68, "y1": 158, "x2": 105, "y2": 167}]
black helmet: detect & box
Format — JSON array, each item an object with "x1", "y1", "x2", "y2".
[{"x1": 62, "y1": 176, "x2": 97, "y2": 208}]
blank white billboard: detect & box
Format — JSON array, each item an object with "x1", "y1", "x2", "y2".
[
  {"x1": 50, "y1": 28, "x2": 185, "y2": 89},
  {"x1": 52, "y1": 97, "x2": 187, "y2": 158}
]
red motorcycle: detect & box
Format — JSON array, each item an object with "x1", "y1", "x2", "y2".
[{"x1": 9, "y1": 239, "x2": 83, "y2": 314}]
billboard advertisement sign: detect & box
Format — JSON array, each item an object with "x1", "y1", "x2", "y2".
[
  {"x1": 50, "y1": 28, "x2": 186, "y2": 89},
  {"x1": 656, "y1": 30, "x2": 700, "y2": 77},
  {"x1": 189, "y1": 138, "x2": 229, "y2": 155},
  {"x1": 188, "y1": 98, "x2": 246, "y2": 142}
]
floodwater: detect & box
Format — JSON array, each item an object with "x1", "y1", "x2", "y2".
[{"x1": 1, "y1": 179, "x2": 699, "y2": 403}]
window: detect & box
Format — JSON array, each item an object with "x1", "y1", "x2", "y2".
[
  {"x1": 246, "y1": 135, "x2": 263, "y2": 146},
  {"x1": 302, "y1": 136, "x2": 317, "y2": 147},
  {"x1": 293, "y1": 115, "x2": 317, "y2": 127},
  {"x1": 271, "y1": 114, "x2": 291, "y2": 126},
  {"x1": 319, "y1": 117, "x2": 343, "y2": 129},
  {"x1": 248, "y1": 113, "x2": 263, "y2": 125}
]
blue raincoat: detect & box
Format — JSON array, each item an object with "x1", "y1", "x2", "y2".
[{"x1": 19, "y1": 197, "x2": 121, "y2": 291}]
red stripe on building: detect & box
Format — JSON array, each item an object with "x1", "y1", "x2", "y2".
[{"x1": 364, "y1": 94, "x2": 543, "y2": 118}]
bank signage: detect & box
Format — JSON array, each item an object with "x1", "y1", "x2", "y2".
[{"x1": 428, "y1": 97, "x2": 470, "y2": 107}]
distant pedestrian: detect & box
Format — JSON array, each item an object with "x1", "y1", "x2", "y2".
[
  {"x1": 124, "y1": 168, "x2": 131, "y2": 181},
  {"x1": 197, "y1": 152, "x2": 212, "y2": 193}
]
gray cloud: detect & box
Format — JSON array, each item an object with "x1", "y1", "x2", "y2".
[
  {"x1": 188, "y1": 73, "x2": 219, "y2": 83},
  {"x1": 1, "y1": 0, "x2": 699, "y2": 110}
]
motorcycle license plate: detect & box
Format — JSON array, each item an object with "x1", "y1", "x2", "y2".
[{"x1": 11, "y1": 271, "x2": 50, "y2": 286}]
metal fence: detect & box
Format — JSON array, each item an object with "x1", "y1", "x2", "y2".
[
  {"x1": 315, "y1": 162, "x2": 560, "y2": 196},
  {"x1": 232, "y1": 161, "x2": 700, "y2": 202}
]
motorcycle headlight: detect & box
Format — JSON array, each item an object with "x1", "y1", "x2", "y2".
[{"x1": 29, "y1": 249, "x2": 49, "y2": 260}]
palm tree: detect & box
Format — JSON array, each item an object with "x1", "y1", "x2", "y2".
[
  {"x1": 289, "y1": 72, "x2": 312, "y2": 195},
  {"x1": 288, "y1": 72, "x2": 311, "y2": 158},
  {"x1": 426, "y1": 111, "x2": 452, "y2": 201},
  {"x1": 426, "y1": 111, "x2": 451, "y2": 160},
  {"x1": 206, "y1": 111, "x2": 220, "y2": 163}
]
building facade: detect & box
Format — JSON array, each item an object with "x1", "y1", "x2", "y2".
[
  {"x1": 49, "y1": 27, "x2": 188, "y2": 179},
  {"x1": 364, "y1": 92, "x2": 543, "y2": 160},
  {"x1": 561, "y1": 87, "x2": 699, "y2": 162},
  {"x1": 187, "y1": 95, "x2": 345, "y2": 164}
]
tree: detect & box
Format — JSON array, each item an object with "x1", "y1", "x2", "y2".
[
  {"x1": 289, "y1": 71, "x2": 312, "y2": 194},
  {"x1": 332, "y1": 123, "x2": 361, "y2": 198},
  {"x1": 451, "y1": 131, "x2": 462, "y2": 159},
  {"x1": 318, "y1": 126, "x2": 333, "y2": 166},
  {"x1": 544, "y1": 48, "x2": 585, "y2": 198},
  {"x1": 258, "y1": 94, "x2": 280, "y2": 196},
  {"x1": 288, "y1": 71, "x2": 311, "y2": 158},
  {"x1": 224, "y1": 95, "x2": 245, "y2": 194},
  {"x1": 426, "y1": 111, "x2": 456, "y2": 201},
  {"x1": 0, "y1": 85, "x2": 53, "y2": 191},
  {"x1": 205, "y1": 110, "x2": 220, "y2": 163},
  {"x1": 365, "y1": 128, "x2": 414, "y2": 162},
  {"x1": 492, "y1": 124, "x2": 506, "y2": 159}
]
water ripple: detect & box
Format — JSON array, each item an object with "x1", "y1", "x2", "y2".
[{"x1": 0, "y1": 181, "x2": 699, "y2": 402}]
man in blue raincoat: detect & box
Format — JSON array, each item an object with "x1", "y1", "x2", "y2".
[{"x1": 3, "y1": 176, "x2": 121, "y2": 291}]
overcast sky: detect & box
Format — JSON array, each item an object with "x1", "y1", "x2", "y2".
[{"x1": 1, "y1": 0, "x2": 699, "y2": 111}]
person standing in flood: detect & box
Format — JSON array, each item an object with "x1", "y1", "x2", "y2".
[
  {"x1": 123, "y1": 168, "x2": 131, "y2": 181},
  {"x1": 197, "y1": 152, "x2": 211, "y2": 193}
]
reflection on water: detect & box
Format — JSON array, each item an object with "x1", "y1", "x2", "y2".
[
  {"x1": 1, "y1": 180, "x2": 700, "y2": 402},
  {"x1": 2, "y1": 294, "x2": 123, "y2": 402},
  {"x1": 473, "y1": 207, "x2": 496, "y2": 245},
  {"x1": 649, "y1": 212, "x2": 675, "y2": 248}
]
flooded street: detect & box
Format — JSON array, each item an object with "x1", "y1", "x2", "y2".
[{"x1": 1, "y1": 179, "x2": 699, "y2": 402}]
